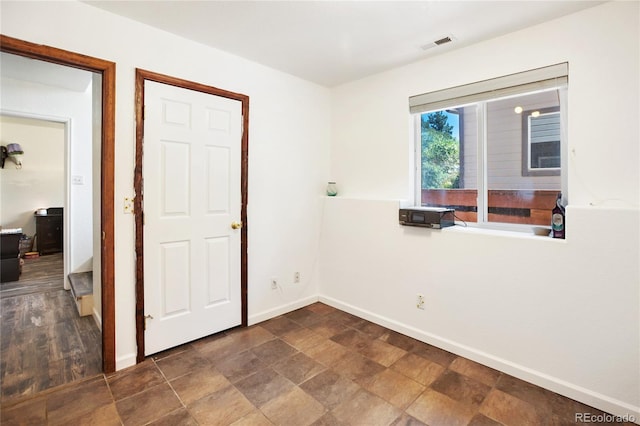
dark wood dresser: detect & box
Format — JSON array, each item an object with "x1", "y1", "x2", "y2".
[{"x1": 35, "y1": 208, "x2": 63, "y2": 255}]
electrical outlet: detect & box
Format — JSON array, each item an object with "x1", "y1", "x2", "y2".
[
  {"x1": 271, "y1": 278, "x2": 278, "y2": 290},
  {"x1": 294, "y1": 272, "x2": 300, "y2": 283},
  {"x1": 416, "y1": 294, "x2": 425, "y2": 310}
]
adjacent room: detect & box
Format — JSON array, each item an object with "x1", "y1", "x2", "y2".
[
  {"x1": 0, "y1": 55, "x2": 104, "y2": 400},
  {"x1": 0, "y1": 1, "x2": 638, "y2": 424}
]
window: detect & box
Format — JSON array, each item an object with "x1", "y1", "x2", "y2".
[
  {"x1": 411, "y1": 64, "x2": 567, "y2": 228},
  {"x1": 523, "y1": 107, "x2": 560, "y2": 175}
]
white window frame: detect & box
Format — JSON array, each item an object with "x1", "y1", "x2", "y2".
[{"x1": 411, "y1": 64, "x2": 568, "y2": 231}]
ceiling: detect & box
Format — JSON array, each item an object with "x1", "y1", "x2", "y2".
[{"x1": 85, "y1": 1, "x2": 603, "y2": 87}]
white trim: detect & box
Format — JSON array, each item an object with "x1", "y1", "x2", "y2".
[
  {"x1": 115, "y1": 353, "x2": 137, "y2": 371},
  {"x1": 248, "y1": 295, "x2": 320, "y2": 326},
  {"x1": 63, "y1": 119, "x2": 71, "y2": 290},
  {"x1": 477, "y1": 103, "x2": 487, "y2": 223},
  {"x1": 559, "y1": 87, "x2": 569, "y2": 205},
  {"x1": 413, "y1": 114, "x2": 422, "y2": 205},
  {"x1": 92, "y1": 306, "x2": 102, "y2": 331}
]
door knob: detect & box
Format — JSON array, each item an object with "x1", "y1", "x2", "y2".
[{"x1": 231, "y1": 221, "x2": 243, "y2": 230}]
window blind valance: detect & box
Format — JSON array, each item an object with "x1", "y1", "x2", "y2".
[{"x1": 409, "y1": 63, "x2": 568, "y2": 114}]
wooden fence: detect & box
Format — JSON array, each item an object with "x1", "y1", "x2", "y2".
[{"x1": 421, "y1": 189, "x2": 558, "y2": 226}]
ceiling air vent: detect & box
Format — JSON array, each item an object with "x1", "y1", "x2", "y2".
[
  {"x1": 421, "y1": 35, "x2": 455, "y2": 51},
  {"x1": 434, "y1": 36, "x2": 453, "y2": 46}
]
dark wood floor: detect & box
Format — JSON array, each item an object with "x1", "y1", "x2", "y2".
[{"x1": 0, "y1": 253, "x2": 102, "y2": 401}]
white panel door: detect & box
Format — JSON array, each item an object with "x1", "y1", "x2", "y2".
[{"x1": 143, "y1": 80, "x2": 242, "y2": 356}]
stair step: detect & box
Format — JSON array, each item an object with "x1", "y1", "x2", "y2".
[{"x1": 68, "y1": 271, "x2": 93, "y2": 297}]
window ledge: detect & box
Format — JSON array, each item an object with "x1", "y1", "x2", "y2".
[{"x1": 444, "y1": 223, "x2": 566, "y2": 242}]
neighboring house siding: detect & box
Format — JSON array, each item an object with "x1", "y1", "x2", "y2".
[{"x1": 460, "y1": 91, "x2": 561, "y2": 190}]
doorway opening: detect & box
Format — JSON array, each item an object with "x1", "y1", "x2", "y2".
[
  {"x1": 0, "y1": 105, "x2": 101, "y2": 398},
  {"x1": 0, "y1": 36, "x2": 115, "y2": 385}
]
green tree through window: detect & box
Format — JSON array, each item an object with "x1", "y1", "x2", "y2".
[{"x1": 421, "y1": 111, "x2": 460, "y2": 189}]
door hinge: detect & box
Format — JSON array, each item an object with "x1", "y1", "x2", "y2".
[
  {"x1": 102, "y1": 231, "x2": 106, "y2": 240},
  {"x1": 144, "y1": 314, "x2": 153, "y2": 330}
]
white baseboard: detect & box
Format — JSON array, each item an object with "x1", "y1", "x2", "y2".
[
  {"x1": 116, "y1": 353, "x2": 137, "y2": 371},
  {"x1": 248, "y1": 295, "x2": 320, "y2": 326},
  {"x1": 319, "y1": 295, "x2": 640, "y2": 423},
  {"x1": 92, "y1": 307, "x2": 102, "y2": 331}
]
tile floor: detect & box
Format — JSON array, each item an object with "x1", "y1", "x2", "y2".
[{"x1": 0, "y1": 302, "x2": 634, "y2": 425}]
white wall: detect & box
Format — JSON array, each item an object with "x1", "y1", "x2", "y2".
[
  {"x1": 325, "y1": 1, "x2": 639, "y2": 420},
  {"x1": 0, "y1": 75, "x2": 95, "y2": 278},
  {"x1": 92, "y1": 73, "x2": 103, "y2": 328},
  {"x1": 0, "y1": 1, "x2": 331, "y2": 369},
  {"x1": 0, "y1": 115, "x2": 64, "y2": 237}
]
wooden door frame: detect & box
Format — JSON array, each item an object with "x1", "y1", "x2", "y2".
[
  {"x1": 134, "y1": 69, "x2": 249, "y2": 362},
  {"x1": 0, "y1": 35, "x2": 116, "y2": 373}
]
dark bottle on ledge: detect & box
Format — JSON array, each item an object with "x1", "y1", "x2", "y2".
[{"x1": 551, "y1": 192, "x2": 565, "y2": 239}]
